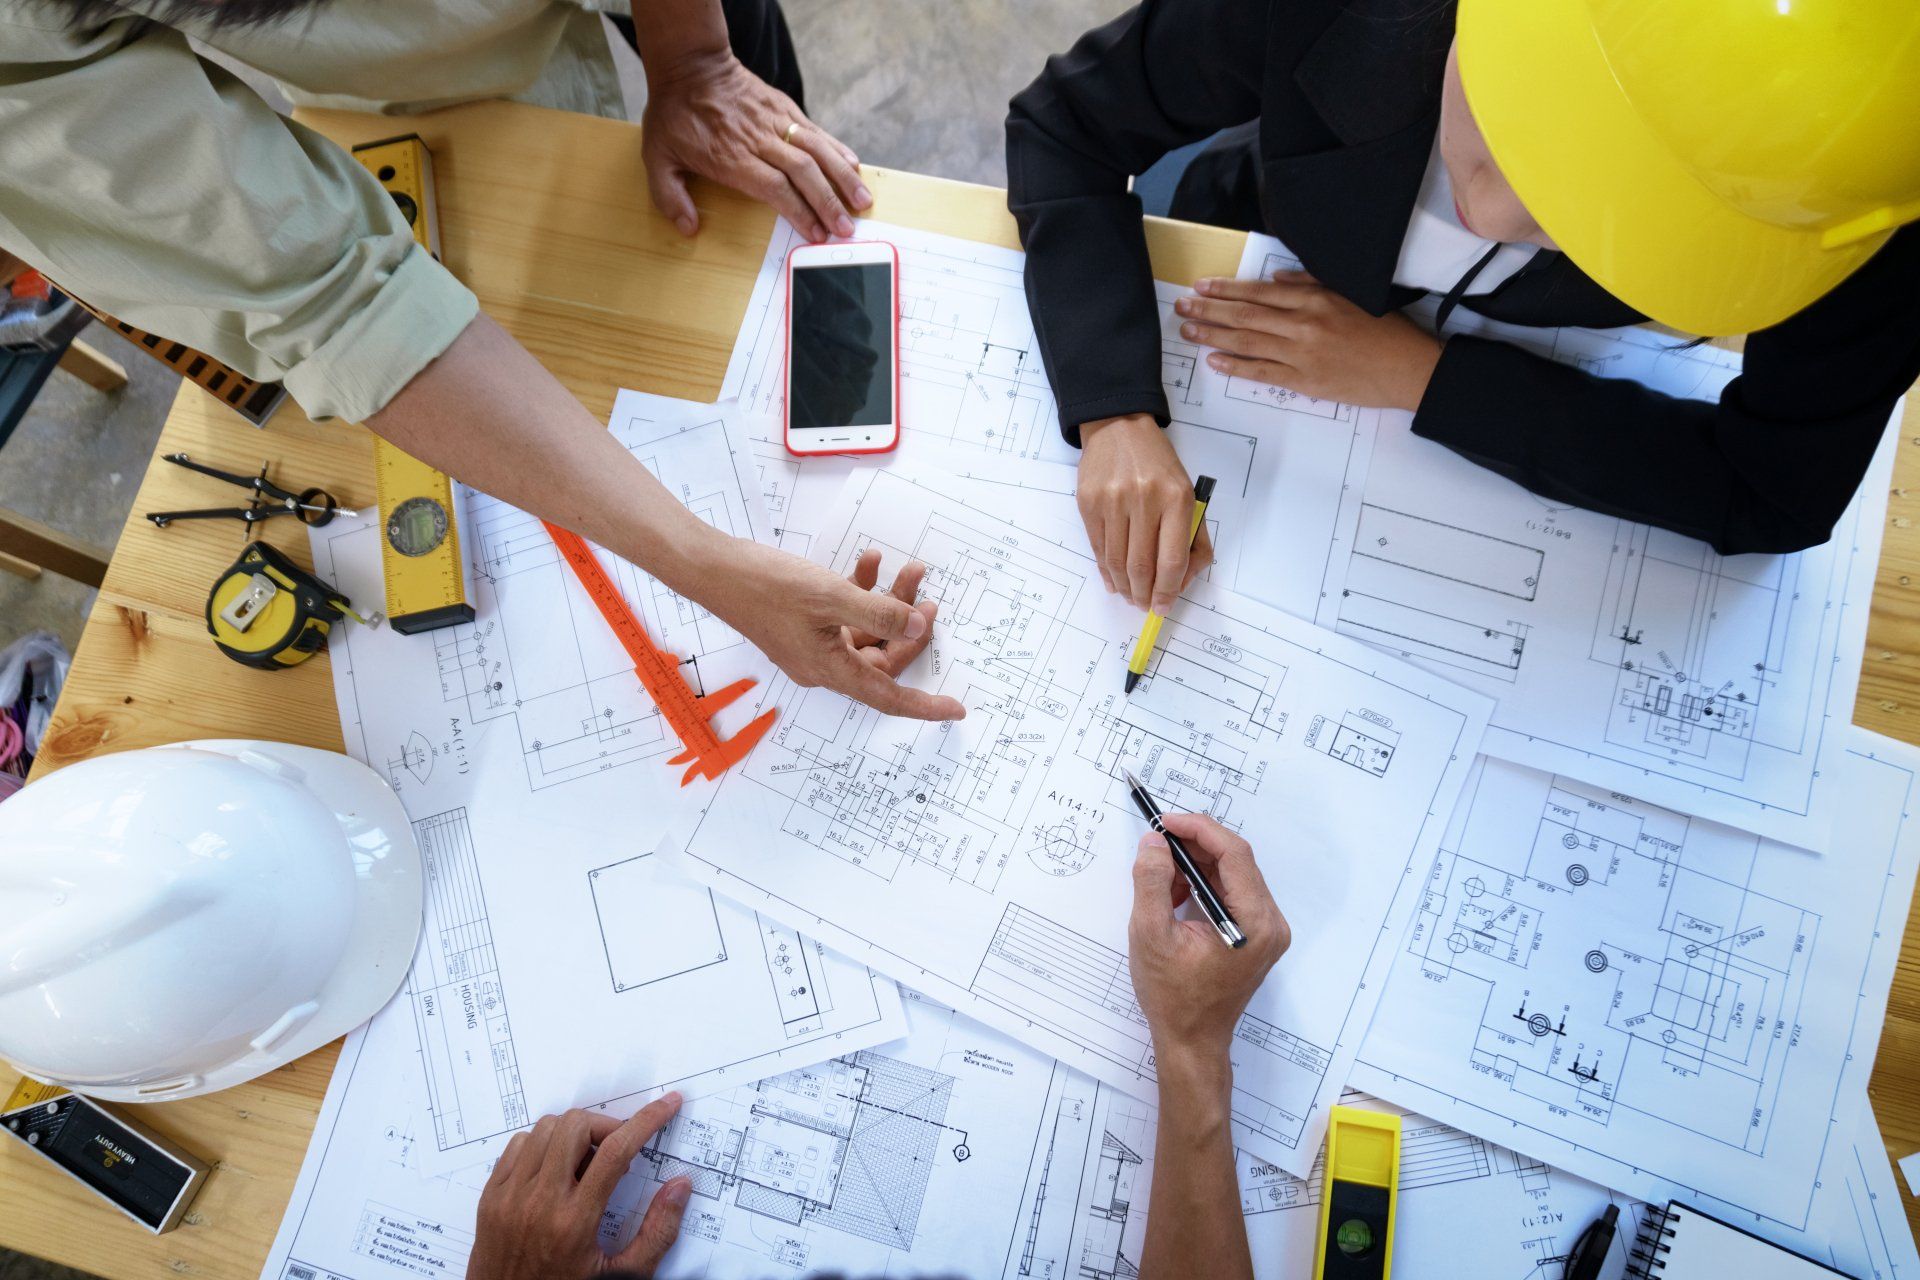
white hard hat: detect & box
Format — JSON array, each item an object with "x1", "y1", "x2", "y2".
[{"x1": 0, "y1": 739, "x2": 423, "y2": 1103}]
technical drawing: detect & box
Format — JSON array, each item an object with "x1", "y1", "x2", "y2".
[
  {"x1": 751, "y1": 441, "x2": 814, "y2": 556},
  {"x1": 1224, "y1": 375, "x2": 1353, "y2": 420},
  {"x1": 1161, "y1": 349, "x2": 1203, "y2": 408},
  {"x1": 641, "y1": 1048, "x2": 965, "y2": 1264},
  {"x1": 588, "y1": 853, "x2": 729, "y2": 994},
  {"x1": 1590, "y1": 523, "x2": 1784, "y2": 780},
  {"x1": 404, "y1": 414, "x2": 768, "y2": 793},
  {"x1": 673, "y1": 461, "x2": 1491, "y2": 1179},
  {"x1": 1337, "y1": 503, "x2": 1543, "y2": 684},
  {"x1": 1306, "y1": 710, "x2": 1399, "y2": 777},
  {"x1": 970, "y1": 901, "x2": 1333, "y2": 1156},
  {"x1": 759, "y1": 916, "x2": 837, "y2": 1039},
  {"x1": 385, "y1": 731, "x2": 435, "y2": 791},
  {"x1": 1027, "y1": 820, "x2": 1097, "y2": 878},
  {"x1": 1393, "y1": 763, "x2": 1819, "y2": 1149},
  {"x1": 1079, "y1": 1124, "x2": 1149, "y2": 1280},
  {"x1": 404, "y1": 807, "x2": 529, "y2": 1155},
  {"x1": 736, "y1": 504, "x2": 1119, "y2": 897}
]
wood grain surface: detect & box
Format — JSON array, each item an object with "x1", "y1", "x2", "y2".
[{"x1": 3, "y1": 98, "x2": 1915, "y2": 1277}]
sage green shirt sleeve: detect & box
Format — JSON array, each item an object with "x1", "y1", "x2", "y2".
[{"x1": 0, "y1": 11, "x2": 477, "y2": 422}]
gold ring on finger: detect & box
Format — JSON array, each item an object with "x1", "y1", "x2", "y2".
[{"x1": 784, "y1": 120, "x2": 802, "y2": 146}]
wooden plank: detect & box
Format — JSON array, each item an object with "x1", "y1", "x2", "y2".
[
  {"x1": 7, "y1": 95, "x2": 1919, "y2": 1276},
  {"x1": 54, "y1": 337, "x2": 129, "y2": 392},
  {"x1": 0, "y1": 506, "x2": 110, "y2": 587},
  {"x1": 0, "y1": 549, "x2": 41, "y2": 580}
]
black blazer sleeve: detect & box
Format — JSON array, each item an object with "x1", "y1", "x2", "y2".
[
  {"x1": 1006, "y1": 0, "x2": 1266, "y2": 446},
  {"x1": 1417, "y1": 228, "x2": 1920, "y2": 556}
]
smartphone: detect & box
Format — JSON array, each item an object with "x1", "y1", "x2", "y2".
[{"x1": 783, "y1": 240, "x2": 901, "y2": 456}]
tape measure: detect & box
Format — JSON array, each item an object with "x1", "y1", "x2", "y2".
[
  {"x1": 543, "y1": 521, "x2": 777, "y2": 784},
  {"x1": 1314, "y1": 1106, "x2": 1401, "y2": 1279},
  {"x1": 351, "y1": 134, "x2": 475, "y2": 635},
  {"x1": 4, "y1": 1075, "x2": 67, "y2": 1113},
  {"x1": 2, "y1": 1078, "x2": 208, "y2": 1234},
  {"x1": 206, "y1": 541, "x2": 375, "y2": 669}
]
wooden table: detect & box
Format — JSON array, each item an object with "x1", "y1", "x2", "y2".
[{"x1": 2, "y1": 97, "x2": 1917, "y2": 1277}]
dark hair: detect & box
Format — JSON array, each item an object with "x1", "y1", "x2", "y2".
[{"x1": 45, "y1": 0, "x2": 329, "y2": 28}]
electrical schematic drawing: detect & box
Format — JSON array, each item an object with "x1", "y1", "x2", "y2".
[
  {"x1": 1400, "y1": 768, "x2": 1817, "y2": 1151},
  {"x1": 403, "y1": 416, "x2": 765, "y2": 792},
  {"x1": 637, "y1": 1049, "x2": 970, "y2": 1270}
]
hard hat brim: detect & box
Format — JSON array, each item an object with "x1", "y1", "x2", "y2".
[
  {"x1": 75, "y1": 741, "x2": 424, "y2": 1103},
  {"x1": 1455, "y1": 0, "x2": 1890, "y2": 336}
]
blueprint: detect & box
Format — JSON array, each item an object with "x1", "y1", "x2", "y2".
[
  {"x1": 1014, "y1": 1084, "x2": 1648, "y2": 1280},
  {"x1": 1826, "y1": 1103, "x2": 1920, "y2": 1280},
  {"x1": 309, "y1": 400, "x2": 906, "y2": 1175},
  {"x1": 1351, "y1": 727, "x2": 1920, "y2": 1236},
  {"x1": 1239, "y1": 232, "x2": 1899, "y2": 850},
  {"x1": 720, "y1": 217, "x2": 1382, "y2": 621},
  {"x1": 660, "y1": 460, "x2": 1492, "y2": 1177}
]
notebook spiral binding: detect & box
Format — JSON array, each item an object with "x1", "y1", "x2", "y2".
[{"x1": 1628, "y1": 1203, "x2": 1681, "y2": 1277}]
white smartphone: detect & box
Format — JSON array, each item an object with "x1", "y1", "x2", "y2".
[{"x1": 783, "y1": 240, "x2": 901, "y2": 456}]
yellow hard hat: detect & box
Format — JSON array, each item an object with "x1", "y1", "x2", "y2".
[{"x1": 1456, "y1": 0, "x2": 1920, "y2": 335}]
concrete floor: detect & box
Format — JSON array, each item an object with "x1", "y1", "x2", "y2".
[{"x1": 0, "y1": 2, "x2": 1123, "y2": 1277}]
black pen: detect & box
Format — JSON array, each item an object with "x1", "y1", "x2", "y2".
[
  {"x1": 1566, "y1": 1204, "x2": 1618, "y2": 1280},
  {"x1": 1122, "y1": 768, "x2": 1245, "y2": 949}
]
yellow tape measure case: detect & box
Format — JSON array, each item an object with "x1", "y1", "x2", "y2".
[{"x1": 206, "y1": 541, "x2": 362, "y2": 669}]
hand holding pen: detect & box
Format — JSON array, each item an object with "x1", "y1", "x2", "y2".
[{"x1": 1126, "y1": 807, "x2": 1291, "y2": 1070}]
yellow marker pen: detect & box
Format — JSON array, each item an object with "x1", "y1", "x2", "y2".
[{"x1": 1124, "y1": 474, "x2": 1215, "y2": 694}]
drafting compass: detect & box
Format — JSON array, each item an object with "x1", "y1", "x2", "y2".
[
  {"x1": 542, "y1": 520, "x2": 777, "y2": 784},
  {"x1": 146, "y1": 453, "x2": 356, "y2": 529}
]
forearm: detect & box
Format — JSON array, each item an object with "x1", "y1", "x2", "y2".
[
  {"x1": 627, "y1": 0, "x2": 730, "y2": 81},
  {"x1": 366, "y1": 313, "x2": 724, "y2": 595},
  {"x1": 1141, "y1": 1051, "x2": 1252, "y2": 1280}
]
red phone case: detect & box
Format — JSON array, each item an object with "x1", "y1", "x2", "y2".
[{"x1": 782, "y1": 240, "x2": 902, "y2": 458}]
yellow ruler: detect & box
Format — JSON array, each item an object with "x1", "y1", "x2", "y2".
[
  {"x1": 4, "y1": 1074, "x2": 68, "y2": 1112},
  {"x1": 351, "y1": 135, "x2": 475, "y2": 634}
]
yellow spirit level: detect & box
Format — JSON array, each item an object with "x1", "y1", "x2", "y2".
[
  {"x1": 351, "y1": 134, "x2": 476, "y2": 635},
  {"x1": 1314, "y1": 1106, "x2": 1401, "y2": 1279}
]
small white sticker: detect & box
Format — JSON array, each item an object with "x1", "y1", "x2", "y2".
[{"x1": 1899, "y1": 1150, "x2": 1920, "y2": 1196}]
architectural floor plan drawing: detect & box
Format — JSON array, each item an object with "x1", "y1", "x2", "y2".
[
  {"x1": 1351, "y1": 727, "x2": 1920, "y2": 1232},
  {"x1": 310, "y1": 401, "x2": 906, "y2": 1176},
  {"x1": 1237, "y1": 231, "x2": 1898, "y2": 849},
  {"x1": 662, "y1": 462, "x2": 1492, "y2": 1177},
  {"x1": 719, "y1": 218, "x2": 1381, "y2": 622}
]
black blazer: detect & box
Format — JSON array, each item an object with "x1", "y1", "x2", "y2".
[{"x1": 1005, "y1": 0, "x2": 1920, "y2": 555}]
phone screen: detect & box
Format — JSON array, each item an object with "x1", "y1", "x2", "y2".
[{"x1": 790, "y1": 263, "x2": 893, "y2": 431}]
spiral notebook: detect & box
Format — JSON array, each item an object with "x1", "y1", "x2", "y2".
[{"x1": 1630, "y1": 1201, "x2": 1852, "y2": 1278}]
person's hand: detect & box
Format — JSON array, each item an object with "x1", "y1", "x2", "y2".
[
  {"x1": 1175, "y1": 272, "x2": 1443, "y2": 411},
  {"x1": 1077, "y1": 414, "x2": 1215, "y2": 613},
  {"x1": 641, "y1": 50, "x2": 872, "y2": 244},
  {"x1": 469, "y1": 1098, "x2": 690, "y2": 1280},
  {"x1": 1127, "y1": 814, "x2": 1290, "y2": 1072},
  {"x1": 700, "y1": 536, "x2": 967, "y2": 722}
]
